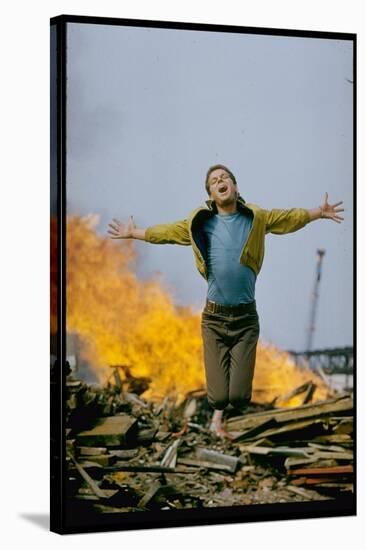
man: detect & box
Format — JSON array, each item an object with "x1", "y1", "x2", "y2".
[{"x1": 108, "y1": 165, "x2": 344, "y2": 438}]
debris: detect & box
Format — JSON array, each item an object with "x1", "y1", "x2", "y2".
[
  {"x1": 68, "y1": 452, "x2": 118, "y2": 500},
  {"x1": 160, "y1": 438, "x2": 181, "y2": 468},
  {"x1": 288, "y1": 465, "x2": 353, "y2": 476},
  {"x1": 78, "y1": 446, "x2": 107, "y2": 456},
  {"x1": 177, "y1": 457, "x2": 236, "y2": 473},
  {"x1": 76, "y1": 415, "x2": 138, "y2": 447},
  {"x1": 136, "y1": 427, "x2": 158, "y2": 444},
  {"x1": 79, "y1": 454, "x2": 116, "y2": 467},
  {"x1": 285, "y1": 485, "x2": 324, "y2": 500},
  {"x1": 187, "y1": 422, "x2": 210, "y2": 433},
  {"x1": 183, "y1": 398, "x2": 197, "y2": 419},
  {"x1": 287, "y1": 463, "x2": 354, "y2": 491},
  {"x1": 333, "y1": 418, "x2": 353, "y2": 434},
  {"x1": 312, "y1": 434, "x2": 352, "y2": 445},
  {"x1": 109, "y1": 364, "x2": 152, "y2": 396},
  {"x1": 104, "y1": 464, "x2": 194, "y2": 474},
  {"x1": 274, "y1": 381, "x2": 316, "y2": 406},
  {"x1": 302, "y1": 383, "x2": 316, "y2": 405},
  {"x1": 137, "y1": 480, "x2": 162, "y2": 509},
  {"x1": 155, "y1": 431, "x2": 171, "y2": 442},
  {"x1": 65, "y1": 372, "x2": 354, "y2": 513},
  {"x1": 109, "y1": 449, "x2": 139, "y2": 460},
  {"x1": 196, "y1": 448, "x2": 240, "y2": 473},
  {"x1": 233, "y1": 418, "x2": 278, "y2": 442},
  {"x1": 243, "y1": 418, "x2": 329, "y2": 441},
  {"x1": 226, "y1": 395, "x2": 353, "y2": 431},
  {"x1": 241, "y1": 445, "x2": 311, "y2": 458}
]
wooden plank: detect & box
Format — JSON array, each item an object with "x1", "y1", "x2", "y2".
[
  {"x1": 308, "y1": 451, "x2": 353, "y2": 460},
  {"x1": 177, "y1": 458, "x2": 236, "y2": 473},
  {"x1": 136, "y1": 427, "x2": 158, "y2": 444},
  {"x1": 291, "y1": 477, "x2": 346, "y2": 486},
  {"x1": 109, "y1": 449, "x2": 139, "y2": 459},
  {"x1": 103, "y1": 463, "x2": 196, "y2": 474},
  {"x1": 313, "y1": 434, "x2": 352, "y2": 445},
  {"x1": 79, "y1": 454, "x2": 116, "y2": 467},
  {"x1": 249, "y1": 418, "x2": 326, "y2": 440},
  {"x1": 285, "y1": 485, "x2": 323, "y2": 500},
  {"x1": 289, "y1": 465, "x2": 353, "y2": 476},
  {"x1": 69, "y1": 460, "x2": 103, "y2": 470},
  {"x1": 78, "y1": 488, "x2": 118, "y2": 498},
  {"x1": 302, "y1": 383, "x2": 316, "y2": 405},
  {"x1": 76, "y1": 415, "x2": 138, "y2": 447},
  {"x1": 227, "y1": 396, "x2": 353, "y2": 432},
  {"x1": 276, "y1": 381, "x2": 313, "y2": 403},
  {"x1": 238, "y1": 445, "x2": 311, "y2": 458},
  {"x1": 77, "y1": 446, "x2": 107, "y2": 456},
  {"x1": 285, "y1": 456, "x2": 331, "y2": 469},
  {"x1": 137, "y1": 480, "x2": 162, "y2": 509},
  {"x1": 232, "y1": 418, "x2": 278, "y2": 442},
  {"x1": 333, "y1": 419, "x2": 353, "y2": 434},
  {"x1": 68, "y1": 453, "x2": 118, "y2": 499},
  {"x1": 308, "y1": 442, "x2": 350, "y2": 452}
]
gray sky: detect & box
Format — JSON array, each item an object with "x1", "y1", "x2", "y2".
[{"x1": 66, "y1": 22, "x2": 353, "y2": 352}]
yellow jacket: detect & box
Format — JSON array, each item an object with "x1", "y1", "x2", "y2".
[{"x1": 145, "y1": 196, "x2": 310, "y2": 280}]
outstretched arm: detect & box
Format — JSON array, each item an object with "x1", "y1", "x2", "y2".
[
  {"x1": 108, "y1": 216, "x2": 191, "y2": 245},
  {"x1": 307, "y1": 193, "x2": 344, "y2": 224},
  {"x1": 108, "y1": 216, "x2": 146, "y2": 241},
  {"x1": 265, "y1": 193, "x2": 344, "y2": 235}
]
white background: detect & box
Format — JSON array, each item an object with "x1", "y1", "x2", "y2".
[{"x1": 1, "y1": 0, "x2": 363, "y2": 547}]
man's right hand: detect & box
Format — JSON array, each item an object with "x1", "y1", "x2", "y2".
[
  {"x1": 108, "y1": 216, "x2": 146, "y2": 241},
  {"x1": 108, "y1": 215, "x2": 136, "y2": 239}
]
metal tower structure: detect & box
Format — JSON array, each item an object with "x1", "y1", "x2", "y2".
[{"x1": 305, "y1": 249, "x2": 326, "y2": 352}]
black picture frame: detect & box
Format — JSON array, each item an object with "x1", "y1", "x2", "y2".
[{"x1": 50, "y1": 14, "x2": 356, "y2": 534}]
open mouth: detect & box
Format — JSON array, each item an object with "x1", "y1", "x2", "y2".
[{"x1": 218, "y1": 184, "x2": 228, "y2": 194}]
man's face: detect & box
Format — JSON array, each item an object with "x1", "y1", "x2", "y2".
[{"x1": 207, "y1": 168, "x2": 238, "y2": 206}]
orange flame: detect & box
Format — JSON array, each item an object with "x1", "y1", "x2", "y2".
[{"x1": 60, "y1": 215, "x2": 331, "y2": 404}]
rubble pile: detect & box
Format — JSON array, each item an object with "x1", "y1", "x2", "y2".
[{"x1": 65, "y1": 369, "x2": 354, "y2": 514}]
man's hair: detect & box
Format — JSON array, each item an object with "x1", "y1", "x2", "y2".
[{"x1": 205, "y1": 164, "x2": 237, "y2": 195}]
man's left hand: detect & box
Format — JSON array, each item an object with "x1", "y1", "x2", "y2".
[{"x1": 320, "y1": 193, "x2": 344, "y2": 223}]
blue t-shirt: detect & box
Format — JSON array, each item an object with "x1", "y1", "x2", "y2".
[{"x1": 202, "y1": 211, "x2": 256, "y2": 305}]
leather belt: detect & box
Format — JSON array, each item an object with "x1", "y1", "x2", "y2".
[{"x1": 205, "y1": 299, "x2": 256, "y2": 315}]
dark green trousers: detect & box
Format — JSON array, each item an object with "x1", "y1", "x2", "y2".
[{"x1": 201, "y1": 301, "x2": 260, "y2": 410}]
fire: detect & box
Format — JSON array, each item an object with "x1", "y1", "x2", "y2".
[
  {"x1": 251, "y1": 344, "x2": 330, "y2": 406},
  {"x1": 58, "y1": 215, "x2": 331, "y2": 404}
]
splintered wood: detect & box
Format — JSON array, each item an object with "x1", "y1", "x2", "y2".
[{"x1": 65, "y1": 374, "x2": 354, "y2": 514}]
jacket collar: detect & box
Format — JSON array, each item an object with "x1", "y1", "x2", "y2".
[{"x1": 205, "y1": 195, "x2": 247, "y2": 211}]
